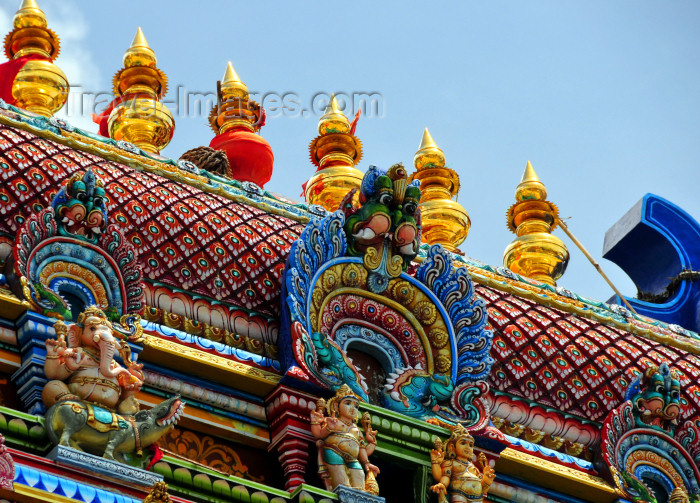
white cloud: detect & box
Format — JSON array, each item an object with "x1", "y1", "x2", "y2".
[{"x1": 0, "y1": 0, "x2": 104, "y2": 132}]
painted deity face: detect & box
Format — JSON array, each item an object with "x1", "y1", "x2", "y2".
[
  {"x1": 633, "y1": 365, "x2": 682, "y2": 431},
  {"x1": 338, "y1": 397, "x2": 359, "y2": 422},
  {"x1": 83, "y1": 316, "x2": 113, "y2": 345},
  {"x1": 454, "y1": 436, "x2": 474, "y2": 460}
]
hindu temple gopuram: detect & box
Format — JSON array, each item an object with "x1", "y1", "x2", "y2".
[{"x1": 0, "y1": 2, "x2": 698, "y2": 503}]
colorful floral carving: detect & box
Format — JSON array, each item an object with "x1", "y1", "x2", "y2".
[{"x1": 282, "y1": 213, "x2": 495, "y2": 431}]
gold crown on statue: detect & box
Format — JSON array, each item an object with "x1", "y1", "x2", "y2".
[
  {"x1": 327, "y1": 384, "x2": 363, "y2": 416},
  {"x1": 76, "y1": 306, "x2": 112, "y2": 329}
]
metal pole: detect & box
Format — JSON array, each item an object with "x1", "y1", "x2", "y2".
[{"x1": 556, "y1": 218, "x2": 638, "y2": 316}]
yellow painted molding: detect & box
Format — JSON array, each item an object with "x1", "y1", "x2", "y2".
[
  {"x1": 497, "y1": 447, "x2": 621, "y2": 503},
  {"x1": 0, "y1": 291, "x2": 29, "y2": 321},
  {"x1": 137, "y1": 390, "x2": 269, "y2": 447},
  {"x1": 140, "y1": 335, "x2": 281, "y2": 396},
  {"x1": 4, "y1": 483, "x2": 87, "y2": 502}
]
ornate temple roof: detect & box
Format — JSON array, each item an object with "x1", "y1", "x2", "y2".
[
  {"x1": 481, "y1": 283, "x2": 700, "y2": 424},
  {"x1": 1, "y1": 101, "x2": 699, "y2": 502},
  {"x1": 0, "y1": 120, "x2": 303, "y2": 317},
  {"x1": 2, "y1": 110, "x2": 698, "y2": 410}
]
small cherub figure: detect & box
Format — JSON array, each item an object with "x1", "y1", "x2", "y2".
[
  {"x1": 430, "y1": 425, "x2": 495, "y2": 503},
  {"x1": 310, "y1": 384, "x2": 380, "y2": 492}
]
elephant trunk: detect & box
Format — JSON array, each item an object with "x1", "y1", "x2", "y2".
[{"x1": 98, "y1": 339, "x2": 122, "y2": 378}]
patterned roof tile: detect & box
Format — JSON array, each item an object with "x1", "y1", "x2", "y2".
[
  {"x1": 0, "y1": 124, "x2": 303, "y2": 316},
  {"x1": 478, "y1": 284, "x2": 700, "y2": 423}
]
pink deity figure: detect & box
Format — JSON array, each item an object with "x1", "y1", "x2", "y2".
[
  {"x1": 430, "y1": 425, "x2": 496, "y2": 503},
  {"x1": 42, "y1": 306, "x2": 144, "y2": 415},
  {"x1": 310, "y1": 385, "x2": 380, "y2": 493}
]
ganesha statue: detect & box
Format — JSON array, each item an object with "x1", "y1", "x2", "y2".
[
  {"x1": 430, "y1": 425, "x2": 495, "y2": 503},
  {"x1": 42, "y1": 306, "x2": 184, "y2": 462},
  {"x1": 311, "y1": 384, "x2": 380, "y2": 493},
  {"x1": 43, "y1": 306, "x2": 143, "y2": 414}
]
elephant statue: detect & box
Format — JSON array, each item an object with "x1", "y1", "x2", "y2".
[
  {"x1": 43, "y1": 306, "x2": 144, "y2": 415},
  {"x1": 46, "y1": 395, "x2": 184, "y2": 463}
]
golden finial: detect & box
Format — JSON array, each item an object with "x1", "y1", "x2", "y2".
[
  {"x1": 503, "y1": 161, "x2": 569, "y2": 286},
  {"x1": 208, "y1": 61, "x2": 260, "y2": 134},
  {"x1": 305, "y1": 94, "x2": 363, "y2": 211},
  {"x1": 108, "y1": 28, "x2": 174, "y2": 153},
  {"x1": 13, "y1": 0, "x2": 46, "y2": 29},
  {"x1": 515, "y1": 160, "x2": 547, "y2": 201},
  {"x1": 220, "y1": 61, "x2": 248, "y2": 99},
  {"x1": 122, "y1": 27, "x2": 156, "y2": 68},
  {"x1": 409, "y1": 128, "x2": 470, "y2": 252},
  {"x1": 318, "y1": 94, "x2": 350, "y2": 135},
  {"x1": 3, "y1": 0, "x2": 68, "y2": 116},
  {"x1": 414, "y1": 128, "x2": 446, "y2": 169}
]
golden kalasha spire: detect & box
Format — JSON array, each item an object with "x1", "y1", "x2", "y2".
[
  {"x1": 318, "y1": 94, "x2": 350, "y2": 135},
  {"x1": 409, "y1": 128, "x2": 470, "y2": 252},
  {"x1": 108, "y1": 28, "x2": 174, "y2": 153},
  {"x1": 503, "y1": 161, "x2": 569, "y2": 286},
  {"x1": 220, "y1": 61, "x2": 248, "y2": 99},
  {"x1": 305, "y1": 94, "x2": 363, "y2": 211},
  {"x1": 3, "y1": 0, "x2": 68, "y2": 116},
  {"x1": 208, "y1": 61, "x2": 260, "y2": 135},
  {"x1": 122, "y1": 27, "x2": 156, "y2": 68}
]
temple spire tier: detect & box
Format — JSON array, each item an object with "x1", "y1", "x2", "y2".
[
  {"x1": 409, "y1": 128, "x2": 470, "y2": 252},
  {"x1": 2, "y1": 0, "x2": 68, "y2": 116},
  {"x1": 208, "y1": 61, "x2": 260, "y2": 135},
  {"x1": 207, "y1": 61, "x2": 273, "y2": 187},
  {"x1": 107, "y1": 27, "x2": 174, "y2": 154},
  {"x1": 304, "y1": 94, "x2": 363, "y2": 211},
  {"x1": 503, "y1": 161, "x2": 569, "y2": 286}
]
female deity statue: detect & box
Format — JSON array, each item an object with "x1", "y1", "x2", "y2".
[
  {"x1": 310, "y1": 384, "x2": 380, "y2": 493},
  {"x1": 430, "y1": 425, "x2": 496, "y2": 503}
]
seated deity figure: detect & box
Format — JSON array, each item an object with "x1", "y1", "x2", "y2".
[
  {"x1": 42, "y1": 306, "x2": 144, "y2": 415},
  {"x1": 430, "y1": 425, "x2": 496, "y2": 503},
  {"x1": 310, "y1": 384, "x2": 380, "y2": 493}
]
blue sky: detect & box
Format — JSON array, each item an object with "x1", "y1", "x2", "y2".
[{"x1": 1, "y1": 1, "x2": 698, "y2": 304}]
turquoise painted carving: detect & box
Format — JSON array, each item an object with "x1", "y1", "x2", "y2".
[
  {"x1": 382, "y1": 368, "x2": 453, "y2": 418},
  {"x1": 52, "y1": 169, "x2": 107, "y2": 244},
  {"x1": 625, "y1": 363, "x2": 681, "y2": 434},
  {"x1": 309, "y1": 329, "x2": 368, "y2": 401}
]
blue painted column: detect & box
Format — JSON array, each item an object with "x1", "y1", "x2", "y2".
[{"x1": 11, "y1": 311, "x2": 56, "y2": 415}]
